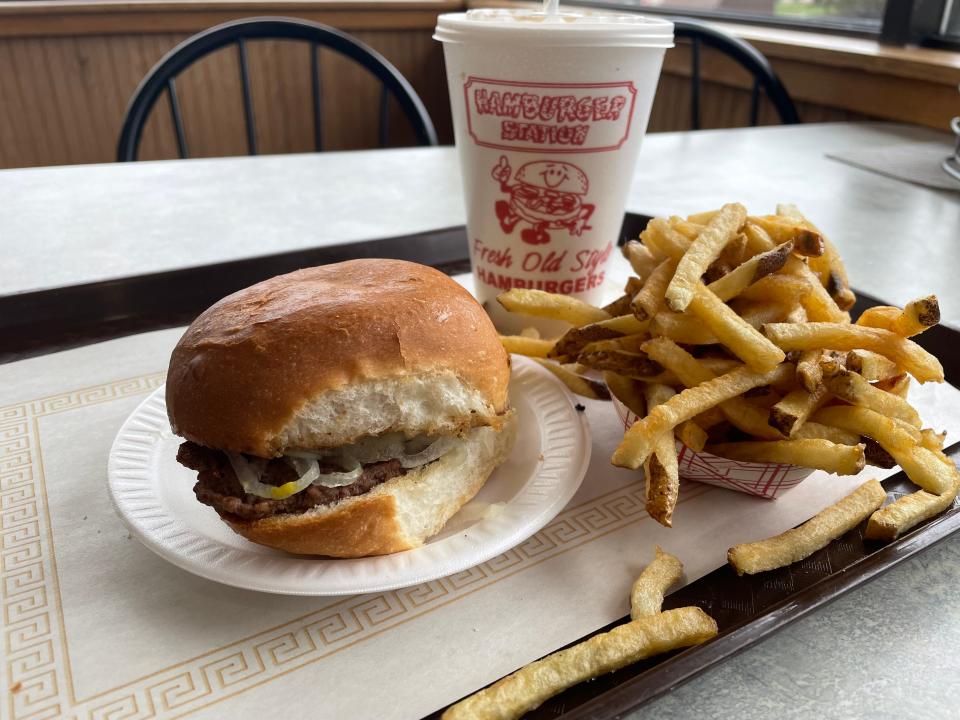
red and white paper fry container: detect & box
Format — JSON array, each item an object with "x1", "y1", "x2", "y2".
[{"x1": 610, "y1": 397, "x2": 814, "y2": 499}]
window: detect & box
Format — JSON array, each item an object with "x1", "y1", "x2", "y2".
[
  {"x1": 943, "y1": 0, "x2": 960, "y2": 38},
  {"x1": 628, "y1": 0, "x2": 884, "y2": 28}
]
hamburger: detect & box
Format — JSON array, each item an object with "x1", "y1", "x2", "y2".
[{"x1": 167, "y1": 259, "x2": 517, "y2": 557}]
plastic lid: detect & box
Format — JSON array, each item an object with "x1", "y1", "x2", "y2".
[{"x1": 434, "y1": 9, "x2": 674, "y2": 48}]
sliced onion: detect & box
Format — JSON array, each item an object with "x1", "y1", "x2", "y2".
[
  {"x1": 227, "y1": 452, "x2": 302, "y2": 500},
  {"x1": 399, "y1": 436, "x2": 458, "y2": 468},
  {"x1": 310, "y1": 455, "x2": 363, "y2": 488}
]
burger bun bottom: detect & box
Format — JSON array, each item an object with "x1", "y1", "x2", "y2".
[{"x1": 224, "y1": 413, "x2": 518, "y2": 557}]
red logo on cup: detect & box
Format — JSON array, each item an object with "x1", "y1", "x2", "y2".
[
  {"x1": 491, "y1": 156, "x2": 595, "y2": 245},
  {"x1": 464, "y1": 77, "x2": 637, "y2": 154}
]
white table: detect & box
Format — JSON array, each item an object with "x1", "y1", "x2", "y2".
[
  {"x1": 4, "y1": 122, "x2": 958, "y2": 324},
  {"x1": 4, "y1": 122, "x2": 959, "y2": 720}
]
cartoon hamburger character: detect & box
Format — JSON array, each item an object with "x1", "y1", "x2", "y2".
[{"x1": 492, "y1": 156, "x2": 595, "y2": 245}]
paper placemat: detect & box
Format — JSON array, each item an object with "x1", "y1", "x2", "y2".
[
  {"x1": 827, "y1": 141, "x2": 960, "y2": 192},
  {"x1": 4, "y1": 286, "x2": 960, "y2": 720}
]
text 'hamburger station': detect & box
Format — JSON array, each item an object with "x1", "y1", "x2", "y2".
[{"x1": 473, "y1": 89, "x2": 628, "y2": 147}]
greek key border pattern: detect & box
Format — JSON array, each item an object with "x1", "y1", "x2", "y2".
[{"x1": 0, "y1": 373, "x2": 698, "y2": 720}]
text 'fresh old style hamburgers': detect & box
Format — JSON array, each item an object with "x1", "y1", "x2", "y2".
[{"x1": 166, "y1": 259, "x2": 517, "y2": 557}]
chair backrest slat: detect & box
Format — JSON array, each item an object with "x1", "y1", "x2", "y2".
[
  {"x1": 311, "y1": 43, "x2": 323, "y2": 152},
  {"x1": 672, "y1": 19, "x2": 800, "y2": 130},
  {"x1": 749, "y1": 79, "x2": 761, "y2": 127},
  {"x1": 690, "y1": 36, "x2": 701, "y2": 131},
  {"x1": 378, "y1": 84, "x2": 389, "y2": 148},
  {"x1": 167, "y1": 78, "x2": 189, "y2": 159},
  {"x1": 236, "y1": 38, "x2": 258, "y2": 155},
  {"x1": 117, "y1": 17, "x2": 438, "y2": 162}
]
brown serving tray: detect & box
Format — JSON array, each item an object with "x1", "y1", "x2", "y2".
[{"x1": 6, "y1": 214, "x2": 959, "y2": 719}]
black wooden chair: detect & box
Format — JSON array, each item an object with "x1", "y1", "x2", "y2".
[
  {"x1": 117, "y1": 17, "x2": 438, "y2": 162},
  {"x1": 672, "y1": 19, "x2": 800, "y2": 128}
]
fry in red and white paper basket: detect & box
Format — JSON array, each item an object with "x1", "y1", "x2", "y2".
[
  {"x1": 496, "y1": 202, "x2": 957, "y2": 540},
  {"x1": 442, "y1": 549, "x2": 715, "y2": 720}
]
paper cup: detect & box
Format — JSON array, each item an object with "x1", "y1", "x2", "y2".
[
  {"x1": 435, "y1": 9, "x2": 673, "y2": 333},
  {"x1": 610, "y1": 396, "x2": 814, "y2": 499}
]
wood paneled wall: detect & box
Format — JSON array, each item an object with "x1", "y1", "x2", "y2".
[
  {"x1": 0, "y1": 2, "x2": 955, "y2": 169},
  {"x1": 0, "y1": 24, "x2": 454, "y2": 168}
]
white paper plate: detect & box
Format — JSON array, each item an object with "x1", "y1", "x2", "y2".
[{"x1": 107, "y1": 356, "x2": 591, "y2": 595}]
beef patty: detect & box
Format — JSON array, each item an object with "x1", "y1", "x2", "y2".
[{"x1": 177, "y1": 442, "x2": 407, "y2": 521}]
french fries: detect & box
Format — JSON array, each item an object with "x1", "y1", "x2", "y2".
[
  {"x1": 630, "y1": 546, "x2": 683, "y2": 619},
  {"x1": 665, "y1": 203, "x2": 747, "y2": 312},
  {"x1": 643, "y1": 384, "x2": 680, "y2": 527},
  {"x1": 764, "y1": 322, "x2": 943, "y2": 383},
  {"x1": 533, "y1": 358, "x2": 610, "y2": 401},
  {"x1": 443, "y1": 550, "x2": 716, "y2": 720},
  {"x1": 728, "y1": 480, "x2": 886, "y2": 575},
  {"x1": 856, "y1": 295, "x2": 940, "y2": 337},
  {"x1": 499, "y1": 335, "x2": 554, "y2": 358},
  {"x1": 496, "y1": 201, "x2": 955, "y2": 546},
  {"x1": 498, "y1": 289, "x2": 610, "y2": 326},
  {"x1": 687, "y1": 284, "x2": 786, "y2": 371},
  {"x1": 707, "y1": 439, "x2": 865, "y2": 475},
  {"x1": 822, "y1": 367, "x2": 921, "y2": 428},
  {"x1": 642, "y1": 337, "x2": 781, "y2": 440},
  {"x1": 613, "y1": 364, "x2": 792, "y2": 469},
  {"x1": 631, "y1": 258, "x2": 677, "y2": 321},
  {"x1": 865, "y1": 482, "x2": 958, "y2": 541},
  {"x1": 813, "y1": 406, "x2": 956, "y2": 495}
]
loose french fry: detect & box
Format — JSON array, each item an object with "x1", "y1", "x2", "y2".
[
  {"x1": 742, "y1": 221, "x2": 776, "y2": 254},
  {"x1": 597, "y1": 314, "x2": 649, "y2": 335},
  {"x1": 498, "y1": 289, "x2": 610, "y2": 326},
  {"x1": 781, "y1": 256, "x2": 848, "y2": 323},
  {"x1": 764, "y1": 322, "x2": 943, "y2": 383},
  {"x1": 669, "y1": 216, "x2": 706, "y2": 240},
  {"x1": 644, "y1": 384, "x2": 680, "y2": 527},
  {"x1": 630, "y1": 546, "x2": 683, "y2": 620},
  {"x1": 687, "y1": 284, "x2": 786, "y2": 371},
  {"x1": 582, "y1": 334, "x2": 649, "y2": 356},
  {"x1": 641, "y1": 218, "x2": 689, "y2": 261},
  {"x1": 642, "y1": 337, "x2": 782, "y2": 440},
  {"x1": 863, "y1": 437, "x2": 897, "y2": 468},
  {"x1": 632, "y1": 258, "x2": 677, "y2": 321},
  {"x1": 728, "y1": 480, "x2": 886, "y2": 575},
  {"x1": 792, "y1": 421, "x2": 860, "y2": 445},
  {"x1": 768, "y1": 386, "x2": 830, "y2": 437},
  {"x1": 874, "y1": 373, "x2": 911, "y2": 399},
  {"x1": 784, "y1": 304, "x2": 808, "y2": 324},
  {"x1": 500, "y1": 335, "x2": 554, "y2": 358},
  {"x1": 812, "y1": 406, "x2": 957, "y2": 495},
  {"x1": 549, "y1": 324, "x2": 623, "y2": 362},
  {"x1": 601, "y1": 294, "x2": 633, "y2": 317},
  {"x1": 737, "y1": 301, "x2": 788, "y2": 329},
  {"x1": 776, "y1": 203, "x2": 855, "y2": 310},
  {"x1": 666, "y1": 203, "x2": 747, "y2": 312},
  {"x1": 738, "y1": 274, "x2": 810, "y2": 307},
  {"x1": 845, "y1": 350, "x2": 901, "y2": 382},
  {"x1": 707, "y1": 241, "x2": 794, "y2": 302},
  {"x1": 519, "y1": 327, "x2": 540, "y2": 339},
  {"x1": 822, "y1": 368, "x2": 921, "y2": 428},
  {"x1": 649, "y1": 312, "x2": 718, "y2": 345},
  {"x1": 856, "y1": 295, "x2": 940, "y2": 337},
  {"x1": 676, "y1": 421, "x2": 709, "y2": 452},
  {"x1": 865, "y1": 485, "x2": 957, "y2": 541},
  {"x1": 533, "y1": 359, "x2": 610, "y2": 400},
  {"x1": 707, "y1": 440, "x2": 865, "y2": 475},
  {"x1": 622, "y1": 240, "x2": 660, "y2": 281},
  {"x1": 578, "y1": 349, "x2": 663, "y2": 379},
  {"x1": 441, "y1": 608, "x2": 717, "y2": 720},
  {"x1": 747, "y1": 215, "x2": 825, "y2": 257},
  {"x1": 613, "y1": 363, "x2": 792, "y2": 469},
  {"x1": 921, "y1": 428, "x2": 947, "y2": 452},
  {"x1": 604, "y1": 372, "x2": 645, "y2": 418},
  {"x1": 796, "y1": 349, "x2": 827, "y2": 394}
]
